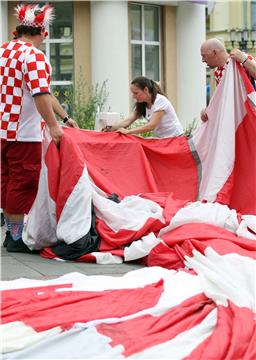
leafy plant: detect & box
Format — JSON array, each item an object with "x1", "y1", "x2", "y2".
[
  {"x1": 71, "y1": 69, "x2": 110, "y2": 129},
  {"x1": 184, "y1": 117, "x2": 199, "y2": 137}
]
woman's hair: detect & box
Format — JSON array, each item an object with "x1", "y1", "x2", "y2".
[
  {"x1": 15, "y1": 25, "x2": 43, "y2": 38},
  {"x1": 131, "y1": 76, "x2": 165, "y2": 117}
]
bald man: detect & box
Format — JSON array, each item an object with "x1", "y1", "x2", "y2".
[
  {"x1": 200, "y1": 38, "x2": 255, "y2": 121},
  {"x1": 200, "y1": 39, "x2": 229, "y2": 121}
]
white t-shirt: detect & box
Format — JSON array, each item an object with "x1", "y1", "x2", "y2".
[{"x1": 145, "y1": 94, "x2": 183, "y2": 138}]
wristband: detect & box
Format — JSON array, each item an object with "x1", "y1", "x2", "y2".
[
  {"x1": 63, "y1": 115, "x2": 70, "y2": 123},
  {"x1": 241, "y1": 55, "x2": 249, "y2": 65}
]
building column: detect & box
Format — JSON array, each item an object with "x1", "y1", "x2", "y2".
[
  {"x1": 176, "y1": 2, "x2": 206, "y2": 130},
  {"x1": 90, "y1": 1, "x2": 130, "y2": 115},
  {"x1": 0, "y1": 1, "x2": 8, "y2": 43}
]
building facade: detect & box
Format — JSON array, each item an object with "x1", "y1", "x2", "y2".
[
  {"x1": 206, "y1": 0, "x2": 256, "y2": 98},
  {"x1": 0, "y1": 1, "x2": 207, "y2": 129}
]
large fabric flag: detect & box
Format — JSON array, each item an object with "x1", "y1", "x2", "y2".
[
  {"x1": 192, "y1": 58, "x2": 256, "y2": 213},
  {"x1": 22, "y1": 59, "x2": 256, "y2": 262},
  {"x1": 1, "y1": 59, "x2": 256, "y2": 359},
  {"x1": 1, "y1": 244, "x2": 256, "y2": 358}
]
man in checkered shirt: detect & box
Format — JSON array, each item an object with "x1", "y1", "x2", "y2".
[
  {"x1": 0, "y1": 4, "x2": 65, "y2": 252},
  {"x1": 200, "y1": 38, "x2": 256, "y2": 122}
]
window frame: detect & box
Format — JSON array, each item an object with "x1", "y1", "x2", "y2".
[
  {"x1": 130, "y1": 3, "x2": 162, "y2": 83},
  {"x1": 43, "y1": 15, "x2": 73, "y2": 87},
  {"x1": 251, "y1": 0, "x2": 256, "y2": 30}
]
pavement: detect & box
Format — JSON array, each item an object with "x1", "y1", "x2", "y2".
[{"x1": 0, "y1": 225, "x2": 144, "y2": 281}]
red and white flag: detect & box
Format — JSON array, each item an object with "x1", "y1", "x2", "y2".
[
  {"x1": 1, "y1": 59, "x2": 256, "y2": 359},
  {"x1": 1, "y1": 246, "x2": 255, "y2": 358}
]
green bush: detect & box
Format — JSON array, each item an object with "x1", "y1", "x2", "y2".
[
  {"x1": 128, "y1": 118, "x2": 153, "y2": 137},
  {"x1": 72, "y1": 76, "x2": 110, "y2": 130}
]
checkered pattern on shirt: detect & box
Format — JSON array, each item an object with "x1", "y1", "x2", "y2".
[
  {"x1": 214, "y1": 55, "x2": 255, "y2": 86},
  {"x1": 214, "y1": 66, "x2": 225, "y2": 86},
  {"x1": 0, "y1": 40, "x2": 51, "y2": 140}
]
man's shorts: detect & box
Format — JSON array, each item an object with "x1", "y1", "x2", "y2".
[{"x1": 1, "y1": 140, "x2": 42, "y2": 214}]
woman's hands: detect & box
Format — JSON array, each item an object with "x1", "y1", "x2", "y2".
[
  {"x1": 101, "y1": 126, "x2": 130, "y2": 134},
  {"x1": 115, "y1": 128, "x2": 130, "y2": 134}
]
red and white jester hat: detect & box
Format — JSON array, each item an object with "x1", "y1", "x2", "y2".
[{"x1": 14, "y1": 3, "x2": 55, "y2": 28}]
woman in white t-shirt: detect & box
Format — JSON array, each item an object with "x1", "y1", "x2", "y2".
[{"x1": 104, "y1": 76, "x2": 183, "y2": 138}]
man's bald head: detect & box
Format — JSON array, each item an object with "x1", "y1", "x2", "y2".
[
  {"x1": 201, "y1": 38, "x2": 229, "y2": 68},
  {"x1": 201, "y1": 38, "x2": 226, "y2": 53}
]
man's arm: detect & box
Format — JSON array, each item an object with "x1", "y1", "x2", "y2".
[
  {"x1": 34, "y1": 93, "x2": 63, "y2": 144},
  {"x1": 230, "y1": 49, "x2": 256, "y2": 79},
  {"x1": 200, "y1": 108, "x2": 208, "y2": 122}
]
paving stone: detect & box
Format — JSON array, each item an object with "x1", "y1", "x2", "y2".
[
  {"x1": 0, "y1": 226, "x2": 145, "y2": 280},
  {"x1": 1, "y1": 256, "x2": 45, "y2": 280}
]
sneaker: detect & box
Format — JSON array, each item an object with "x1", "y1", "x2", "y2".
[
  {"x1": 7, "y1": 237, "x2": 39, "y2": 254},
  {"x1": 3, "y1": 230, "x2": 11, "y2": 248}
]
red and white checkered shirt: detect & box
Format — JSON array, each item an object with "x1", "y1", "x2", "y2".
[
  {"x1": 214, "y1": 55, "x2": 255, "y2": 86},
  {"x1": 214, "y1": 60, "x2": 229, "y2": 86},
  {"x1": 0, "y1": 40, "x2": 51, "y2": 141}
]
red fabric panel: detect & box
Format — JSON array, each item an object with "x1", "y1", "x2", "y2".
[
  {"x1": 148, "y1": 223, "x2": 256, "y2": 268},
  {"x1": 140, "y1": 192, "x2": 189, "y2": 223},
  {"x1": 45, "y1": 134, "x2": 86, "y2": 222},
  {"x1": 40, "y1": 247, "x2": 58, "y2": 259},
  {"x1": 146, "y1": 241, "x2": 185, "y2": 270},
  {"x1": 96, "y1": 193, "x2": 188, "y2": 252},
  {"x1": 216, "y1": 65, "x2": 256, "y2": 215},
  {"x1": 63, "y1": 129, "x2": 198, "y2": 201},
  {"x1": 185, "y1": 301, "x2": 256, "y2": 360},
  {"x1": 1, "y1": 279, "x2": 164, "y2": 332},
  {"x1": 97, "y1": 217, "x2": 166, "y2": 251},
  {"x1": 229, "y1": 103, "x2": 256, "y2": 215},
  {"x1": 75, "y1": 253, "x2": 98, "y2": 262},
  {"x1": 97, "y1": 293, "x2": 214, "y2": 357},
  {"x1": 44, "y1": 141, "x2": 60, "y2": 203}
]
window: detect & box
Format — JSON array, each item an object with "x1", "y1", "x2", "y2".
[
  {"x1": 130, "y1": 3, "x2": 161, "y2": 82},
  {"x1": 251, "y1": 1, "x2": 256, "y2": 30},
  {"x1": 42, "y1": 2, "x2": 73, "y2": 113},
  {"x1": 242, "y1": 1, "x2": 248, "y2": 29},
  {"x1": 205, "y1": 7, "x2": 210, "y2": 32}
]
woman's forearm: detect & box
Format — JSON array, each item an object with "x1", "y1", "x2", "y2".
[{"x1": 112, "y1": 113, "x2": 137, "y2": 130}]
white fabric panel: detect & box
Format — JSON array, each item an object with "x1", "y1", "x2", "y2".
[
  {"x1": 0, "y1": 268, "x2": 170, "y2": 291},
  {"x1": 1, "y1": 268, "x2": 203, "y2": 354},
  {"x1": 158, "y1": 201, "x2": 256, "y2": 241},
  {"x1": 193, "y1": 59, "x2": 247, "y2": 201},
  {"x1": 241, "y1": 215, "x2": 256, "y2": 233},
  {"x1": 23, "y1": 134, "x2": 57, "y2": 250},
  {"x1": 92, "y1": 252, "x2": 123, "y2": 264},
  {"x1": 93, "y1": 192, "x2": 165, "y2": 232},
  {"x1": 1, "y1": 321, "x2": 61, "y2": 354},
  {"x1": 185, "y1": 247, "x2": 256, "y2": 311},
  {"x1": 56, "y1": 166, "x2": 92, "y2": 245},
  {"x1": 124, "y1": 233, "x2": 161, "y2": 261},
  {"x1": 236, "y1": 218, "x2": 256, "y2": 240},
  {"x1": 2, "y1": 326, "x2": 124, "y2": 359}
]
